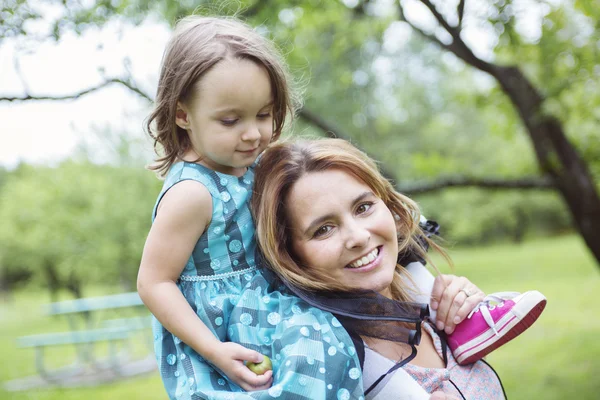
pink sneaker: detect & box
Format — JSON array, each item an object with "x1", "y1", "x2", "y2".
[{"x1": 447, "y1": 291, "x2": 547, "y2": 365}]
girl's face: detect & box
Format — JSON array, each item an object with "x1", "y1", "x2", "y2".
[
  {"x1": 286, "y1": 169, "x2": 399, "y2": 298},
  {"x1": 176, "y1": 58, "x2": 273, "y2": 176}
]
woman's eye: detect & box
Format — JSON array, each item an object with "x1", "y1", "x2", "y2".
[
  {"x1": 221, "y1": 119, "x2": 238, "y2": 126},
  {"x1": 313, "y1": 225, "x2": 331, "y2": 238},
  {"x1": 357, "y1": 203, "x2": 372, "y2": 214}
]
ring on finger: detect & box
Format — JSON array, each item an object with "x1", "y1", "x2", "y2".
[{"x1": 460, "y1": 288, "x2": 474, "y2": 297}]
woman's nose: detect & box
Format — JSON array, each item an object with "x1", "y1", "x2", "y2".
[{"x1": 344, "y1": 221, "x2": 370, "y2": 249}]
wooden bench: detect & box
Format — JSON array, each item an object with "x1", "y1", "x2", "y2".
[
  {"x1": 47, "y1": 292, "x2": 144, "y2": 316},
  {"x1": 101, "y1": 316, "x2": 154, "y2": 351},
  {"x1": 101, "y1": 315, "x2": 152, "y2": 330},
  {"x1": 18, "y1": 328, "x2": 132, "y2": 378},
  {"x1": 7, "y1": 292, "x2": 155, "y2": 390}
]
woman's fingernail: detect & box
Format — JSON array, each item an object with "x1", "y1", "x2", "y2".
[
  {"x1": 436, "y1": 321, "x2": 444, "y2": 331},
  {"x1": 454, "y1": 316, "x2": 460, "y2": 324},
  {"x1": 445, "y1": 326, "x2": 453, "y2": 334},
  {"x1": 431, "y1": 301, "x2": 438, "y2": 310}
]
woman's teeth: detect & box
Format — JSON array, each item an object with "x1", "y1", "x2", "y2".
[{"x1": 348, "y1": 248, "x2": 379, "y2": 269}]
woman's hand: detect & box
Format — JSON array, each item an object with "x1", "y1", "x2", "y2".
[
  {"x1": 205, "y1": 342, "x2": 273, "y2": 391},
  {"x1": 430, "y1": 274, "x2": 485, "y2": 335}
]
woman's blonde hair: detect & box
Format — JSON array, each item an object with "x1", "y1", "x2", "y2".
[
  {"x1": 146, "y1": 16, "x2": 299, "y2": 177},
  {"x1": 252, "y1": 138, "x2": 445, "y2": 302}
]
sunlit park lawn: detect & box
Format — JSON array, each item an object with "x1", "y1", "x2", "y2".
[{"x1": 1, "y1": 235, "x2": 598, "y2": 400}]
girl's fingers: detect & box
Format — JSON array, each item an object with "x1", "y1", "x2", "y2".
[
  {"x1": 237, "y1": 366, "x2": 273, "y2": 390},
  {"x1": 234, "y1": 346, "x2": 264, "y2": 364},
  {"x1": 247, "y1": 369, "x2": 273, "y2": 385},
  {"x1": 246, "y1": 374, "x2": 273, "y2": 392}
]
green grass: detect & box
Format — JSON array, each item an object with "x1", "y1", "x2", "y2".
[
  {"x1": 1, "y1": 235, "x2": 599, "y2": 399},
  {"x1": 433, "y1": 235, "x2": 600, "y2": 400},
  {"x1": 0, "y1": 289, "x2": 164, "y2": 400}
]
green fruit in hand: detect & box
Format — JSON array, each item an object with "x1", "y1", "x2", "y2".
[{"x1": 246, "y1": 355, "x2": 272, "y2": 375}]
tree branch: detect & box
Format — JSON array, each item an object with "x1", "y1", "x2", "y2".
[
  {"x1": 2, "y1": 82, "x2": 555, "y2": 197},
  {"x1": 114, "y1": 78, "x2": 153, "y2": 102},
  {"x1": 419, "y1": 0, "x2": 458, "y2": 37},
  {"x1": 398, "y1": 0, "x2": 497, "y2": 75},
  {"x1": 352, "y1": 0, "x2": 373, "y2": 16},
  {"x1": 397, "y1": 3, "x2": 454, "y2": 52},
  {"x1": 398, "y1": 176, "x2": 554, "y2": 195},
  {"x1": 457, "y1": 0, "x2": 465, "y2": 29},
  {"x1": 2, "y1": 69, "x2": 557, "y2": 199},
  {"x1": 0, "y1": 78, "x2": 153, "y2": 102},
  {"x1": 298, "y1": 108, "x2": 349, "y2": 140},
  {"x1": 298, "y1": 107, "x2": 401, "y2": 184}
]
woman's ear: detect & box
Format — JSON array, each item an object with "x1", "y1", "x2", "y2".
[{"x1": 175, "y1": 102, "x2": 190, "y2": 130}]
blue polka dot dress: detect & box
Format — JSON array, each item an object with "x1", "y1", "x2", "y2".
[{"x1": 152, "y1": 162, "x2": 364, "y2": 400}]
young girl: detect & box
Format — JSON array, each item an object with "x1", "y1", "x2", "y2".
[{"x1": 137, "y1": 16, "x2": 364, "y2": 399}]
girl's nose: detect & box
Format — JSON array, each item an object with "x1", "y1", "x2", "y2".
[{"x1": 242, "y1": 124, "x2": 261, "y2": 142}]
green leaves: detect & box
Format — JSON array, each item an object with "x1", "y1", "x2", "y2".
[
  {"x1": 2, "y1": 0, "x2": 599, "y2": 279},
  {"x1": 0, "y1": 161, "x2": 160, "y2": 295}
]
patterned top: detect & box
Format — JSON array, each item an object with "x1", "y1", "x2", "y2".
[
  {"x1": 403, "y1": 323, "x2": 504, "y2": 399},
  {"x1": 153, "y1": 161, "x2": 258, "y2": 279},
  {"x1": 363, "y1": 323, "x2": 504, "y2": 399}
]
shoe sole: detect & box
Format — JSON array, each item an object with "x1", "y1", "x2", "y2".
[{"x1": 454, "y1": 290, "x2": 547, "y2": 365}]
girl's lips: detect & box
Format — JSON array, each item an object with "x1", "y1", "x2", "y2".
[
  {"x1": 237, "y1": 148, "x2": 258, "y2": 154},
  {"x1": 345, "y1": 246, "x2": 383, "y2": 272}
]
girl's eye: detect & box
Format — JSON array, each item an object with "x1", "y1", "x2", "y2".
[
  {"x1": 313, "y1": 225, "x2": 332, "y2": 238},
  {"x1": 356, "y1": 203, "x2": 373, "y2": 214},
  {"x1": 221, "y1": 119, "x2": 238, "y2": 126},
  {"x1": 257, "y1": 112, "x2": 272, "y2": 119}
]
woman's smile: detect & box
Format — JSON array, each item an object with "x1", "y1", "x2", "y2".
[{"x1": 346, "y1": 246, "x2": 382, "y2": 270}]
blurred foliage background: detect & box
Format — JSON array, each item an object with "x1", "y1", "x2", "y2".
[
  {"x1": 0, "y1": 0, "x2": 599, "y2": 398},
  {"x1": 1, "y1": 0, "x2": 598, "y2": 298}
]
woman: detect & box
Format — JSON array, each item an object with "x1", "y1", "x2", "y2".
[{"x1": 251, "y1": 138, "x2": 506, "y2": 399}]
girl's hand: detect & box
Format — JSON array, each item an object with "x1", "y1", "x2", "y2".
[
  {"x1": 206, "y1": 342, "x2": 273, "y2": 391},
  {"x1": 430, "y1": 274, "x2": 485, "y2": 335}
]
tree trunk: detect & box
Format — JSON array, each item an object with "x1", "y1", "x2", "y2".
[
  {"x1": 66, "y1": 272, "x2": 83, "y2": 299},
  {"x1": 44, "y1": 261, "x2": 60, "y2": 302},
  {"x1": 512, "y1": 208, "x2": 527, "y2": 244},
  {"x1": 492, "y1": 66, "x2": 600, "y2": 263},
  {"x1": 0, "y1": 276, "x2": 12, "y2": 302}
]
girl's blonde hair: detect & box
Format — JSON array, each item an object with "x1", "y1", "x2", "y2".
[
  {"x1": 147, "y1": 16, "x2": 299, "y2": 177},
  {"x1": 252, "y1": 138, "x2": 445, "y2": 303}
]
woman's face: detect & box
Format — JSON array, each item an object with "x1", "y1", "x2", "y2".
[{"x1": 286, "y1": 169, "x2": 399, "y2": 297}]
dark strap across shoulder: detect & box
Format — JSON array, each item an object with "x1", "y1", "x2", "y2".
[{"x1": 398, "y1": 219, "x2": 440, "y2": 267}]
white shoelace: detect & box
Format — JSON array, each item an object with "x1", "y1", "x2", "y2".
[{"x1": 467, "y1": 291, "x2": 520, "y2": 336}]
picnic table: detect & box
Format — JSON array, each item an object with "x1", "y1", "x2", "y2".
[{"x1": 5, "y1": 292, "x2": 156, "y2": 391}]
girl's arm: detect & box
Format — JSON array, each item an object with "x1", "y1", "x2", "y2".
[{"x1": 137, "y1": 180, "x2": 272, "y2": 391}]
